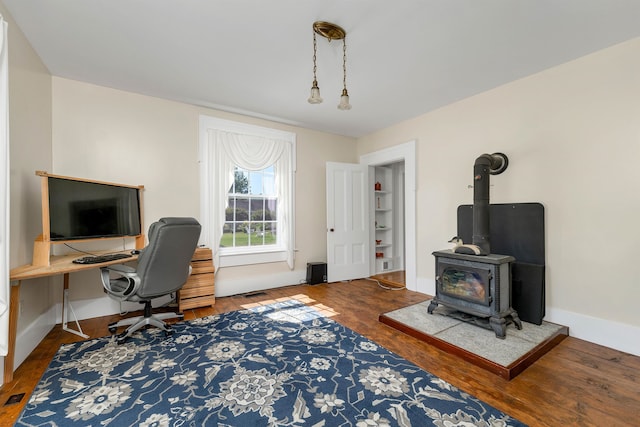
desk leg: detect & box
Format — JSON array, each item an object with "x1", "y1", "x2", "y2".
[
  {"x1": 62, "y1": 273, "x2": 89, "y2": 339},
  {"x1": 3, "y1": 281, "x2": 20, "y2": 383}
]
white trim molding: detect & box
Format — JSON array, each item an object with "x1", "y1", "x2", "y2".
[
  {"x1": 360, "y1": 140, "x2": 417, "y2": 291},
  {"x1": 546, "y1": 307, "x2": 640, "y2": 356}
]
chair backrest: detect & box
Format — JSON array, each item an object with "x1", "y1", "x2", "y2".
[{"x1": 134, "y1": 217, "x2": 201, "y2": 299}]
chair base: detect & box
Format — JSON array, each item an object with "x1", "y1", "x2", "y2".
[{"x1": 109, "y1": 301, "x2": 184, "y2": 344}]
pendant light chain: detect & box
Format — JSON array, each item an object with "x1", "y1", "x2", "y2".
[
  {"x1": 312, "y1": 31, "x2": 318, "y2": 84},
  {"x1": 342, "y1": 37, "x2": 347, "y2": 91}
]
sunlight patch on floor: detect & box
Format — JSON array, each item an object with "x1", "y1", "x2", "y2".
[{"x1": 240, "y1": 294, "x2": 339, "y2": 323}]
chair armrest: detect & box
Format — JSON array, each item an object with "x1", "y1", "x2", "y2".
[
  {"x1": 104, "y1": 264, "x2": 137, "y2": 274},
  {"x1": 100, "y1": 265, "x2": 141, "y2": 299}
]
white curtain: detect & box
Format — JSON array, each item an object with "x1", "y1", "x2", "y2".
[
  {"x1": 208, "y1": 129, "x2": 294, "y2": 270},
  {"x1": 0, "y1": 15, "x2": 10, "y2": 357}
]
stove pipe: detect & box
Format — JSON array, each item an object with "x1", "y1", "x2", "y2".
[{"x1": 472, "y1": 153, "x2": 508, "y2": 255}]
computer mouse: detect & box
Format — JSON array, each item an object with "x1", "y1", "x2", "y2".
[{"x1": 131, "y1": 250, "x2": 140, "y2": 255}]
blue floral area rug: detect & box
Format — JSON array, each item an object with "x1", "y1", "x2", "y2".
[{"x1": 16, "y1": 300, "x2": 527, "y2": 426}]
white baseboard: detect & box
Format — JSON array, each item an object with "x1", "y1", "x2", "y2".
[
  {"x1": 216, "y1": 270, "x2": 306, "y2": 297},
  {"x1": 545, "y1": 307, "x2": 640, "y2": 356},
  {"x1": 54, "y1": 294, "x2": 175, "y2": 321},
  {"x1": 13, "y1": 306, "x2": 57, "y2": 371}
]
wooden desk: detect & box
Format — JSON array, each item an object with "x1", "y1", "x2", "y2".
[{"x1": 6, "y1": 252, "x2": 138, "y2": 383}]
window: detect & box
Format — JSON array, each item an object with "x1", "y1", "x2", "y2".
[
  {"x1": 199, "y1": 116, "x2": 296, "y2": 269},
  {"x1": 223, "y1": 166, "x2": 277, "y2": 248}
]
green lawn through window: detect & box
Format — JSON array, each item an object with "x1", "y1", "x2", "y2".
[{"x1": 220, "y1": 232, "x2": 277, "y2": 247}]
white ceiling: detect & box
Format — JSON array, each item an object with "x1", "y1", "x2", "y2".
[{"x1": 3, "y1": 0, "x2": 640, "y2": 138}]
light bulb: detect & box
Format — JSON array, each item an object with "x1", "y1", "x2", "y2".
[
  {"x1": 308, "y1": 82, "x2": 323, "y2": 104},
  {"x1": 337, "y1": 89, "x2": 351, "y2": 110}
]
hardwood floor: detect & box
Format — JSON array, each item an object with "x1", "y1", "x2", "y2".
[{"x1": 1, "y1": 280, "x2": 638, "y2": 426}]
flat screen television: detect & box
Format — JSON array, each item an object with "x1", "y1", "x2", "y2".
[{"x1": 42, "y1": 173, "x2": 143, "y2": 241}]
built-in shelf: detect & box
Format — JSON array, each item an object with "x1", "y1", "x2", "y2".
[
  {"x1": 372, "y1": 162, "x2": 406, "y2": 277},
  {"x1": 374, "y1": 168, "x2": 394, "y2": 274}
]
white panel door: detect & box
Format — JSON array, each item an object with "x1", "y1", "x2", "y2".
[{"x1": 326, "y1": 162, "x2": 369, "y2": 282}]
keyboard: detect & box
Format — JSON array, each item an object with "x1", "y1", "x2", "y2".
[{"x1": 72, "y1": 253, "x2": 133, "y2": 264}]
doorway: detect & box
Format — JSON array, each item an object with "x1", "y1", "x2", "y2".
[
  {"x1": 371, "y1": 161, "x2": 405, "y2": 286},
  {"x1": 360, "y1": 140, "x2": 416, "y2": 291}
]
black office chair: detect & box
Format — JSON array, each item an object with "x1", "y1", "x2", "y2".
[{"x1": 100, "y1": 217, "x2": 201, "y2": 344}]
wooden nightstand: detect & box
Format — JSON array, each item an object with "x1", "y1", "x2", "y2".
[{"x1": 178, "y1": 247, "x2": 215, "y2": 311}]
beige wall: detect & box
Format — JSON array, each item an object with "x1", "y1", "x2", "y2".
[
  {"x1": 51, "y1": 77, "x2": 357, "y2": 303},
  {"x1": 357, "y1": 38, "x2": 640, "y2": 354},
  {"x1": 3, "y1": 5, "x2": 52, "y2": 267},
  {"x1": 2, "y1": 3, "x2": 54, "y2": 380}
]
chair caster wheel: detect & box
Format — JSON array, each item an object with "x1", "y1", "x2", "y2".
[
  {"x1": 109, "y1": 326, "x2": 117, "y2": 334},
  {"x1": 164, "y1": 327, "x2": 174, "y2": 337}
]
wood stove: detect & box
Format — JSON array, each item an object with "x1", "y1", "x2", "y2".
[
  {"x1": 428, "y1": 250, "x2": 521, "y2": 338},
  {"x1": 428, "y1": 152, "x2": 522, "y2": 339}
]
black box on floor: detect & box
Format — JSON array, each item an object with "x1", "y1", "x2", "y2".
[{"x1": 306, "y1": 262, "x2": 327, "y2": 285}]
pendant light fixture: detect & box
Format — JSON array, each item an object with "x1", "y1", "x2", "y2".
[
  {"x1": 308, "y1": 27, "x2": 323, "y2": 104},
  {"x1": 307, "y1": 21, "x2": 351, "y2": 110},
  {"x1": 337, "y1": 35, "x2": 351, "y2": 110}
]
